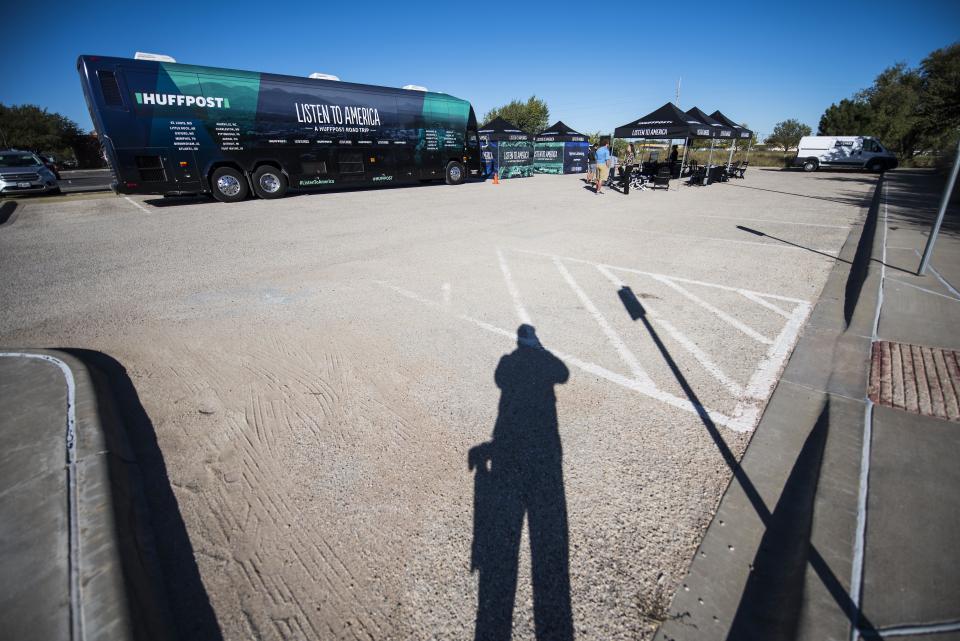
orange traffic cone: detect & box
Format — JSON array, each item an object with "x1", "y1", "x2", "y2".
[{"x1": 492, "y1": 170, "x2": 499, "y2": 185}]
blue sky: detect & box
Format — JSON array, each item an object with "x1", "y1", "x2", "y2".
[{"x1": 1, "y1": 0, "x2": 957, "y2": 138}]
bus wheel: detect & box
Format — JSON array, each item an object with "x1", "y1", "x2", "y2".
[
  {"x1": 445, "y1": 161, "x2": 466, "y2": 185},
  {"x1": 253, "y1": 165, "x2": 288, "y2": 199},
  {"x1": 211, "y1": 167, "x2": 248, "y2": 203}
]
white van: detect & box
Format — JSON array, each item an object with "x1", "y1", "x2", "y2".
[{"x1": 793, "y1": 136, "x2": 898, "y2": 172}]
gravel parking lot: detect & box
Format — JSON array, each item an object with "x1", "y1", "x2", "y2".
[{"x1": 0, "y1": 169, "x2": 876, "y2": 640}]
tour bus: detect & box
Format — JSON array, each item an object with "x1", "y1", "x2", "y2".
[{"x1": 77, "y1": 55, "x2": 483, "y2": 202}]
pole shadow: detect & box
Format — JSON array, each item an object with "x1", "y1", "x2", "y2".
[
  {"x1": 468, "y1": 324, "x2": 574, "y2": 641},
  {"x1": 614, "y1": 288, "x2": 878, "y2": 640}
]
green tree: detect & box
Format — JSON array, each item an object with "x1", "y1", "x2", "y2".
[
  {"x1": 765, "y1": 119, "x2": 812, "y2": 151},
  {"x1": 0, "y1": 104, "x2": 82, "y2": 155},
  {"x1": 857, "y1": 63, "x2": 923, "y2": 160},
  {"x1": 483, "y1": 96, "x2": 550, "y2": 135},
  {"x1": 918, "y1": 42, "x2": 960, "y2": 145},
  {"x1": 817, "y1": 98, "x2": 873, "y2": 135}
]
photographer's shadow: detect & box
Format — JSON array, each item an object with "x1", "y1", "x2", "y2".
[{"x1": 468, "y1": 325, "x2": 573, "y2": 641}]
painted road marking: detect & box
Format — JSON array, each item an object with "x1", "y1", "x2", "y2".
[
  {"x1": 597, "y1": 264, "x2": 745, "y2": 397},
  {"x1": 553, "y1": 257, "x2": 655, "y2": 387},
  {"x1": 380, "y1": 248, "x2": 812, "y2": 433},
  {"x1": 496, "y1": 247, "x2": 532, "y2": 325},
  {"x1": 124, "y1": 196, "x2": 149, "y2": 214}
]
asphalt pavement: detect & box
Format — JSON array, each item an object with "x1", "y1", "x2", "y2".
[{"x1": 0, "y1": 168, "x2": 902, "y2": 640}]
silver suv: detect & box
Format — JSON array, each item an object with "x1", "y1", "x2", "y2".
[{"x1": 0, "y1": 150, "x2": 60, "y2": 196}]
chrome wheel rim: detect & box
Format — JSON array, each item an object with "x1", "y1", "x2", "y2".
[
  {"x1": 217, "y1": 174, "x2": 241, "y2": 197},
  {"x1": 259, "y1": 172, "x2": 281, "y2": 193},
  {"x1": 449, "y1": 165, "x2": 462, "y2": 182}
]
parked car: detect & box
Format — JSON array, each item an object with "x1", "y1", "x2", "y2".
[
  {"x1": 36, "y1": 153, "x2": 62, "y2": 179},
  {"x1": 0, "y1": 150, "x2": 61, "y2": 196},
  {"x1": 793, "y1": 136, "x2": 898, "y2": 172}
]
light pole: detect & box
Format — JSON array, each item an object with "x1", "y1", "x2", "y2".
[{"x1": 917, "y1": 136, "x2": 960, "y2": 275}]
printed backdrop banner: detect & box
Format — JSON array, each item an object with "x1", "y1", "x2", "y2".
[
  {"x1": 563, "y1": 142, "x2": 588, "y2": 174},
  {"x1": 533, "y1": 141, "x2": 588, "y2": 174},
  {"x1": 497, "y1": 141, "x2": 534, "y2": 178},
  {"x1": 534, "y1": 142, "x2": 564, "y2": 174}
]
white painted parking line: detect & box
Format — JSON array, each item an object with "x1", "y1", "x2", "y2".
[
  {"x1": 124, "y1": 196, "x2": 149, "y2": 214},
  {"x1": 597, "y1": 264, "x2": 745, "y2": 397},
  {"x1": 381, "y1": 247, "x2": 814, "y2": 434},
  {"x1": 496, "y1": 247, "x2": 532, "y2": 325},
  {"x1": 738, "y1": 290, "x2": 793, "y2": 319},
  {"x1": 518, "y1": 250, "x2": 809, "y2": 303},
  {"x1": 553, "y1": 257, "x2": 655, "y2": 387},
  {"x1": 650, "y1": 275, "x2": 774, "y2": 345},
  {"x1": 380, "y1": 281, "x2": 744, "y2": 430}
]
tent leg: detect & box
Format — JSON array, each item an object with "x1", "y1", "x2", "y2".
[
  {"x1": 677, "y1": 138, "x2": 688, "y2": 191},
  {"x1": 746, "y1": 139, "x2": 753, "y2": 165},
  {"x1": 727, "y1": 141, "x2": 736, "y2": 171},
  {"x1": 706, "y1": 139, "x2": 715, "y2": 185}
]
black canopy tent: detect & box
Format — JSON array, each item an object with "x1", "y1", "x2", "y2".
[
  {"x1": 533, "y1": 120, "x2": 589, "y2": 174},
  {"x1": 685, "y1": 106, "x2": 737, "y2": 182},
  {"x1": 710, "y1": 110, "x2": 754, "y2": 169},
  {"x1": 614, "y1": 102, "x2": 713, "y2": 187},
  {"x1": 478, "y1": 116, "x2": 534, "y2": 179}
]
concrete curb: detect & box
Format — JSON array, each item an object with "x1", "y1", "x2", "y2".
[
  {"x1": 654, "y1": 176, "x2": 885, "y2": 641},
  {"x1": 0, "y1": 349, "x2": 176, "y2": 641}
]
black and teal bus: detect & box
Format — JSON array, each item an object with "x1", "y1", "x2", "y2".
[{"x1": 77, "y1": 55, "x2": 483, "y2": 202}]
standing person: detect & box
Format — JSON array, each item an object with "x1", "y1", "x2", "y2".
[
  {"x1": 669, "y1": 144, "x2": 679, "y2": 163},
  {"x1": 621, "y1": 143, "x2": 636, "y2": 193},
  {"x1": 586, "y1": 144, "x2": 597, "y2": 182},
  {"x1": 594, "y1": 140, "x2": 610, "y2": 194}
]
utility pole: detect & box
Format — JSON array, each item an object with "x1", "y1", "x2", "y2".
[{"x1": 918, "y1": 136, "x2": 960, "y2": 275}]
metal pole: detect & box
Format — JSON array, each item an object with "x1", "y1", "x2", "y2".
[
  {"x1": 677, "y1": 137, "x2": 688, "y2": 191},
  {"x1": 745, "y1": 138, "x2": 753, "y2": 165},
  {"x1": 706, "y1": 138, "x2": 715, "y2": 184},
  {"x1": 727, "y1": 139, "x2": 736, "y2": 170},
  {"x1": 918, "y1": 136, "x2": 960, "y2": 275}
]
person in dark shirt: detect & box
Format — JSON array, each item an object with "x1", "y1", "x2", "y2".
[{"x1": 669, "y1": 145, "x2": 679, "y2": 163}]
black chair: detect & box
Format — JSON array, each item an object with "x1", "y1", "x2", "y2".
[
  {"x1": 688, "y1": 165, "x2": 707, "y2": 186},
  {"x1": 652, "y1": 166, "x2": 671, "y2": 190},
  {"x1": 732, "y1": 161, "x2": 749, "y2": 178}
]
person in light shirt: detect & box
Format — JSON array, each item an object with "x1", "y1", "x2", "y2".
[{"x1": 594, "y1": 140, "x2": 610, "y2": 194}]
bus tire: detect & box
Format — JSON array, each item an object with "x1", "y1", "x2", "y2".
[
  {"x1": 211, "y1": 167, "x2": 248, "y2": 203},
  {"x1": 802, "y1": 158, "x2": 818, "y2": 172},
  {"x1": 445, "y1": 161, "x2": 466, "y2": 185},
  {"x1": 252, "y1": 165, "x2": 288, "y2": 199}
]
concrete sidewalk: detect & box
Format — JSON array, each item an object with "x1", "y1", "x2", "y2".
[
  {"x1": 656, "y1": 169, "x2": 960, "y2": 641},
  {"x1": 0, "y1": 350, "x2": 175, "y2": 641}
]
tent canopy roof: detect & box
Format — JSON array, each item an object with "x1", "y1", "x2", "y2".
[
  {"x1": 685, "y1": 107, "x2": 738, "y2": 139},
  {"x1": 710, "y1": 110, "x2": 753, "y2": 140},
  {"x1": 478, "y1": 116, "x2": 531, "y2": 141},
  {"x1": 534, "y1": 120, "x2": 588, "y2": 142},
  {"x1": 614, "y1": 102, "x2": 712, "y2": 139}
]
